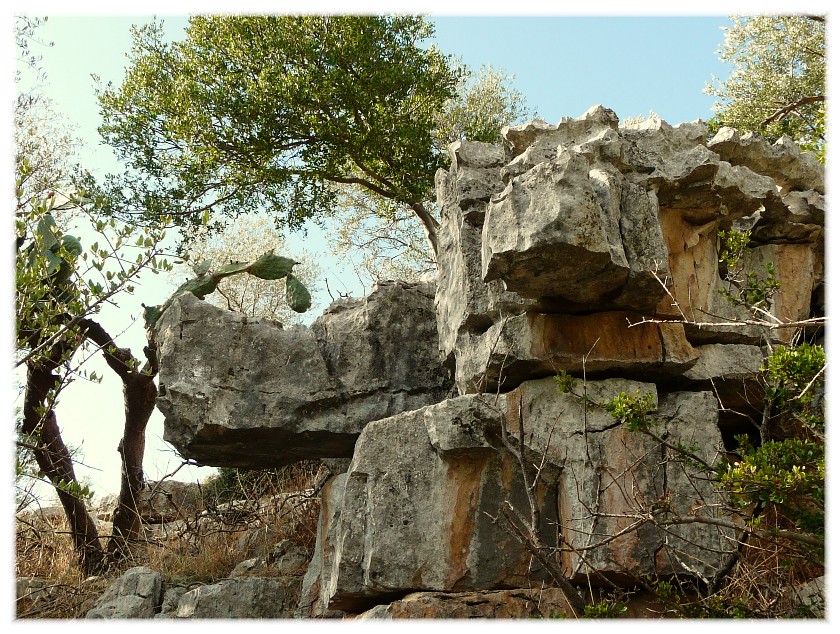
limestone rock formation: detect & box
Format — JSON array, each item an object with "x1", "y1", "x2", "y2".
[
  {"x1": 155, "y1": 280, "x2": 451, "y2": 467},
  {"x1": 297, "y1": 380, "x2": 734, "y2": 614},
  {"x1": 454, "y1": 311, "x2": 698, "y2": 393},
  {"x1": 434, "y1": 106, "x2": 823, "y2": 393},
  {"x1": 151, "y1": 105, "x2": 823, "y2": 618}
]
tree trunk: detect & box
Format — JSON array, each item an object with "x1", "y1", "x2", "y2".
[
  {"x1": 77, "y1": 318, "x2": 159, "y2": 561},
  {"x1": 107, "y1": 373, "x2": 157, "y2": 558},
  {"x1": 412, "y1": 201, "x2": 440, "y2": 260},
  {"x1": 22, "y1": 360, "x2": 105, "y2": 576},
  {"x1": 18, "y1": 316, "x2": 160, "y2": 573}
]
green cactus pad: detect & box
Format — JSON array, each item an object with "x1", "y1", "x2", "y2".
[
  {"x1": 191, "y1": 259, "x2": 212, "y2": 276},
  {"x1": 176, "y1": 273, "x2": 219, "y2": 299},
  {"x1": 60, "y1": 234, "x2": 83, "y2": 258},
  {"x1": 143, "y1": 303, "x2": 163, "y2": 329},
  {"x1": 285, "y1": 274, "x2": 311, "y2": 313},
  {"x1": 247, "y1": 252, "x2": 297, "y2": 280},
  {"x1": 215, "y1": 261, "x2": 252, "y2": 276}
]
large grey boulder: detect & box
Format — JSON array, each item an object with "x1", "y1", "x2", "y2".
[
  {"x1": 86, "y1": 567, "x2": 162, "y2": 619},
  {"x1": 304, "y1": 396, "x2": 558, "y2": 614},
  {"x1": 306, "y1": 380, "x2": 733, "y2": 612},
  {"x1": 173, "y1": 577, "x2": 300, "y2": 618},
  {"x1": 482, "y1": 149, "x2": 631, "y2": 304},
  {"x1": 155, "y1": 280, "x2": 451, "y2": 467}
]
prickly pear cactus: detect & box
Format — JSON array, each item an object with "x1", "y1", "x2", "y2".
[{"x1": 143, "y1": 250, "x2": 309, "y2": 331}]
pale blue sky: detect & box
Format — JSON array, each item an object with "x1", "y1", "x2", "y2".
[
  {"x1": 8, "y1": 7, "x2": 833, "y2": 500},
  {"x1": 32, "y1": 14, "x2": 731, "y2": 177}
]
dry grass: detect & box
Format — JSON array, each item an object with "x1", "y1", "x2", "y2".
[
  {"x1": 15, "y1": 511, "x2": 112, "y2": 618},
  {"x1": 15, "y1": 462, "x2": 323, "y2": 618},
  {"x1": 702, "y1": 506, "x2": 824, "y2": 617}
]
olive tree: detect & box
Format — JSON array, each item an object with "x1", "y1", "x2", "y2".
[
  {"x1": 15, "y1": 16, "x2": 176, "y2": 574},
  {"x1": 92, "y1": 16, "x2": 460, "y2": 256},
  {"x1": 705, "y1": 15, "x2": 825, "y2": 160}
]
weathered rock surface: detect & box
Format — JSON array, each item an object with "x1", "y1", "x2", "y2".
[
  {"x1": 86, "y1": 567, "x2": 162, "y2": 619},
  {"x1": 308, "y1": 400, "x2": 556, "y2": 614},
  {"x1": 435, "y1": 198, "x2": 535, "y2": 360},
  {"x1": 357, "y1": 588, "x2": 575, "y2": 618},
  {"x1": 657, "y1": 212, "x2": 819, "y2": 345},
  {"x1": 454, "y1": 311, "x2": 698, "y2": 393},
  {"x1": 174, "y1": 577, "x2": 300, "y2": 618},
  {"x1": 483, "y1": 149, "x2": 632, "y2": 304},
  {"x1": 652, "y1": 392, "x2": 735, "y2": 579},
  {"x1": 497, "y1": 381, "x2": 732, "y2": 582},
  {"x1": 296, "y1": 473, "x2": 350, "y2": 618},
  {"x1": 155, "y1": 586, "x2": 188, "y2": 618},
  {"x1": 708, "y1": 127, "x2": 824, "y2": 194},
  {"x1": 678, "y1": 344, "x2": 765, "y2": 423},
  {"x1": 156, "y1": 280, "x2": 451, "y2": 467},
  {"x1": 300, "y1": 379, "x2": 735, "y2": 613},
  {"x1": 433, "y1": 106, "x2": 823, "y2": 376}
]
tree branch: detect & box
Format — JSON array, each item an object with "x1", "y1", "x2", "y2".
[{"x1": 761, "y1": 95, "x2": 825, "y2": 127}]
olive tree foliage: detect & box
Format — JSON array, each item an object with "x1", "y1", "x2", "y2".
[
  {"x1": 704, "y1": 15, "x2": 825, "y2": 161},
  {"x1": 14, "y1": 16, "x2": 175, "y2": 575},
  {"x1": 172, "y1": 214, "x2": 322, "y2": 323},
  {"x1": 331, "y1": 65, "x2": 530, "y2": 283},
  {"x1": 92, "y1": 15, "x2": 460, "y2": 256},
  {"x1": 433, "y1": 64, "x2": 530, "y2": 147}
]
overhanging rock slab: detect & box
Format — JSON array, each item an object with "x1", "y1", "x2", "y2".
[{"x1": 155, "y1": 281, "x2": 452, "y2": 468}]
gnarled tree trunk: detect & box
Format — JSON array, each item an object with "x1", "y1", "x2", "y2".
[
  {"x1": 78, "y1": 319, "x2": 159, "y2": 560},
  {"x1": 22, "y1": 356, "x2": 105, "y2": 576},
  {"x1": 19, "y1": 318, "x2": 160, "y2": 573}
]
